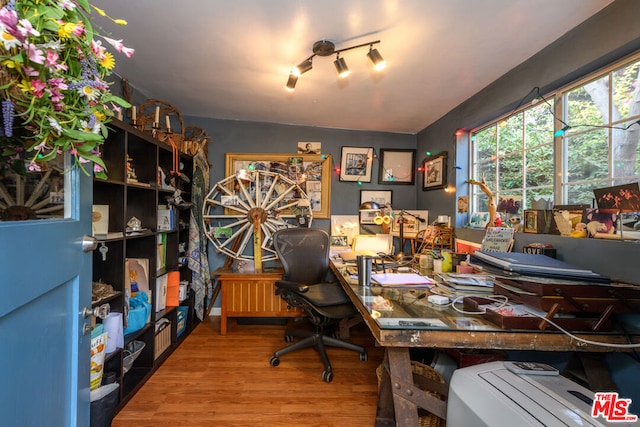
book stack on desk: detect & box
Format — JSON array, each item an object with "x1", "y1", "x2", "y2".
[
  {"x1": 432, "y1": 272, "x2": 495, "y2": 297},
  {"x1": 469, "y1": 250, "x2": 610, "y2": 283}
]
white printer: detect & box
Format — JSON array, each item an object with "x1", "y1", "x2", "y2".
[{"x1": 447, "y1": 361, "x2": 638, "y2": 427}]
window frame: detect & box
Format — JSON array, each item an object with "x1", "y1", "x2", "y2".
[{"x1": 469, "y1": 50, "x2": 640, "y2": 215}]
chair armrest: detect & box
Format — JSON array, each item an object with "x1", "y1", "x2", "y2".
[{"x1": 275, "y1": 280, "x2": 309, "y2": 293}]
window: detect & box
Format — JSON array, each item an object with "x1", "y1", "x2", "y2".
[
  {"x1": 471, "y1": 53, "x2": 640, "y2": 212},
  {"x1": 471, "y1": 101, "x2": 555, "y2": 212}
]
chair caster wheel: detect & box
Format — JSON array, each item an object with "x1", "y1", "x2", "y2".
[
  {"x1": 359, "y1": 352, "x2": 368, "y2": 362},
  {"x1": 322, "y1": 370, "x2": 333, "y2": 383},
  {"x1": 284, "y1": 335, "x2": 294, "y2": 343},
  {"x1": 269, "y1": 356, "x2": 280, "y2": 367}
]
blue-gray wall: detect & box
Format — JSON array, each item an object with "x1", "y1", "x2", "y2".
[{"x1": 182, "y1": 116, "x2": 416, "y2": 271}]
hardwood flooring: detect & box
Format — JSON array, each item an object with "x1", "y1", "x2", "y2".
[{"x1": 112, "y1": 316, "x2": 384, "y2": 427}]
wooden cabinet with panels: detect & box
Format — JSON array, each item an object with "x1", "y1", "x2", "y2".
[
  {"x1": 214, "y1": 268, "x2": 303, "y2": 335},
  {"x1": 91, "y1": 119, "x2": 198, "y2": 413}
]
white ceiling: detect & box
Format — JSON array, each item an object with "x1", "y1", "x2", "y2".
[{"x1": 91, "y1": 0, "x2": 613, "y2": 134}]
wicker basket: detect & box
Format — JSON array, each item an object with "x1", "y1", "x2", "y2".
[
  {"x1": 123, "y1": 340, "x2": 146, "y2": 374},
  {"x1": 376, "y1": 361, "x2": 445, "y2": 427}
]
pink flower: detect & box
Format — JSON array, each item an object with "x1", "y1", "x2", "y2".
[
  {"x1": 72, "y1": 23, "x2": 85, "y2": 37},
  {"x1": 17, "y1": 18, "x2": 40, "y2": 39},
  {"x1": 31, "y1": 79, "x2": 46, "y2": 97},
  {"x1": 27, "y1": 43, "x2": 45, "y2": 64},
  {"x1": 23, "y1": 66, "x2": 39, "y2": 77},
  {"x1": 0, "y1": 8, "x2": 18, "y2": 30},
  {"x1": 103, "y1": 36, "x2": 134, "y2": 57},
  {"x1": 48, "y1": 77, "x2": 68, "y2": 90},
  {"x1": 28, "y1": 161, "x2": 41, "y2": 172},
  {"x1": 94, "y1": 163, "x2": 104, "y2": 173},
  {"x1": 57, "y1": 0, "x2": 76, "y2": 11},
  {"x1": 121, "y1": 46, "x2": 135, "y2": 58}
]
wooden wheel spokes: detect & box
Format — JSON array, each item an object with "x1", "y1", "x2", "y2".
[{"x1": 202, "y1": 170, "x2": 313, "y2": 265}]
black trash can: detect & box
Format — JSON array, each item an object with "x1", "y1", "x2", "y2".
[{"x1": 90, "y1": 383, "x2": 119, "y2": 427}]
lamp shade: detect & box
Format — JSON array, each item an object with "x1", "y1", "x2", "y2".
[
  {"x1": 367, "y1": 48, "x2": 386, "y2": 71},
  {"x1": 334, "y1": 56, "x2": 350, "y2": 78},
  {"x1": 285, "y1": 73, "x2": 298, "y2": 91},
  {"x1": 359, "y1": 201, "x2": 381, "y2": 211},
  {"x1": 295, "y1": 58, "x2": 313, "y2": 76}
]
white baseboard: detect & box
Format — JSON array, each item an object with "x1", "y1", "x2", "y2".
[{"x1": 209, "y1": 307, "x2": 221, "y2": 316}]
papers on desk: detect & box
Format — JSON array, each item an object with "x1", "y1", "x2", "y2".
[
  {"x1": 376, "y1": 317, "x2": 448, "y2": 328},
  {"x1": 370, "y1": 273, "x2": 435, "y2": 287}
]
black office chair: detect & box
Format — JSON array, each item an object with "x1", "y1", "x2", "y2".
[{"x1": 268, "y1": 227, "x2": 368, "y2": 382}]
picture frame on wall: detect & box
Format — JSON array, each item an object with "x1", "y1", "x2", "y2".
[
  {"x1": 422, "y1": 152, "x2": 447, "y2": 191},
  {"x1": 360, "y1": 189, "x2": 393, "y2": 207},
  {"x1": 378, "y1": 149, "x2": 416, "y2": 185},
  {"x1": 339, "y1": 146, "x2": 373, "y2": 182}
]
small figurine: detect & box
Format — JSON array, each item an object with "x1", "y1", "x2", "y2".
[{"x1": 126, "y1": 154, "x2": 138, "y2": 183}]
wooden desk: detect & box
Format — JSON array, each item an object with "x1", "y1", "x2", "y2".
[
  {"x1": 214, "y1": 268, "x2": 302, "y2": 335},
  {"x1": 329, "y1": 260, "x2": 640, "y2": 426}
]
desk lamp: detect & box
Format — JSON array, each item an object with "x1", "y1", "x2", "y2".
[
  {"x1": 359, "y1": 201, "x2": 382, "y2": 235},
  {"x1": 393, "y1": 209, "x2": 426, "y2": 261}
]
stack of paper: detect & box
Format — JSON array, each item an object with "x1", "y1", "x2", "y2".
[
  {"x1": 433, "y1": 272, "x2": 495, "y2": 297},
  {"x1": 370, "y1": 273, "x2": 435, "y2": 287}
]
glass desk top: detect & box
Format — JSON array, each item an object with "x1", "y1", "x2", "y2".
[{"x1": 331, "y1": 260, "x2": 640, "y2": 351}]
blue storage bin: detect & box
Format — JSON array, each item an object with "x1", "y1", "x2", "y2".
[{"x1": 177, "y1": 306, "x2": 188, "y2": 337}]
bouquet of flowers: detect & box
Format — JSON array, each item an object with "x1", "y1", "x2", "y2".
[{"x1": 0, "y1": 0, "x2": 133, "y2": 179}]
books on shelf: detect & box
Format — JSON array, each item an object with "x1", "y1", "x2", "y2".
[
  {"x1": 157, "y1": 205, "x2": 175, "y2": 231},
  {"x1": 92, "y1": 205, "x2": 109, "y2": 238},
  {"x1": 481, "y1": 227, "x2": 515, "y2": 252}
]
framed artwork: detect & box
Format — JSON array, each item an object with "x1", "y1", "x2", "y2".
[
  {"x1": 379, "y1": 149, "x2": 416, "y2": 184},
  {"x1": 360, "y1": 189, "x2": 392, "y2": 207},
  {"x1": 329, "y1": 235, "x2": 348, "y2": 246},
  {"x1": 422, "y1": 152, "x2": 447, "y2": 190},
  {"x1": 225, "y1": 152, "x2": 332, "y2": 218},
  {"x1": 339, "y1": 146, "x2": 373, "y2": 182},
  {"x1": 593, "y1": 182, "x2": 640, "y2": 213},
  {"x1": 523, "y1": 210, "x2": 539, "y2": 233},
  {"x1": 330, "y1": 214, "x2": 360, "y2": 245},
  {"x1": 551, "y1": 204, "x2": 589, "y2": 236},
  {"x1": 391, "y1": 210, "x2": 429, "y2": 234}
]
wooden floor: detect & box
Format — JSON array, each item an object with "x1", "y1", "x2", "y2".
[{"x1": 112, "y1": 316, "x2": 385, "y2": 427}]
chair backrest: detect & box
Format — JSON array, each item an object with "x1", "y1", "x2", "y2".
[{"x1": 273, "y1": 228, "x2": 330, "y2": 285}]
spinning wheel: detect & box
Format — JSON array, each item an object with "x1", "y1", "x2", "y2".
[{"x1": 202, "y1": 169, "x2": 312, "y2": 272}]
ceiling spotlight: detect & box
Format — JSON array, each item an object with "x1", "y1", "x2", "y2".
[
  {"x1": 367, "y1": 47, "x2": 386, "y2": 71},
  {"x1": 285, "y1": 39, "x2": 385, "y2": 90},
  {"x1": 294, "y1": 58, "x2": 313, "y2": 76},
  {"x1": 285, "y1": 73, "x2": 298, "y2": 91},
  {"x1": 334, "y1": 55, "x2": 350, "y2": 78}
]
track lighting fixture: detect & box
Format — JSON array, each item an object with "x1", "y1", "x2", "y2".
[
  {"x1": 285, "y1": 39, "x2": 385, "y2": 90},
  {"x1": 333, "y1": 54, "x2": 350, "y2": 78},
  {"x1": 367, "y1": 46, "x2": 386, "y2": 71}
]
